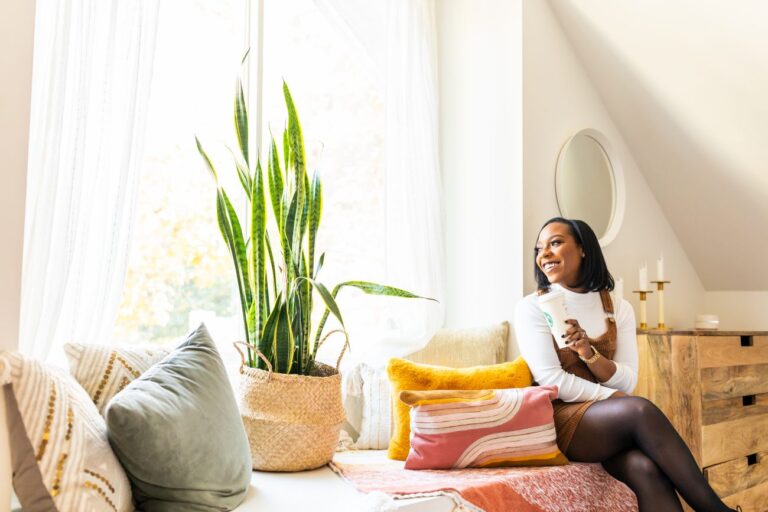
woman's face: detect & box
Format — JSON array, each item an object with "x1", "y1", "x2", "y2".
[{"x1": 536, "y1": 222, "x2": 584, "y2": 291}]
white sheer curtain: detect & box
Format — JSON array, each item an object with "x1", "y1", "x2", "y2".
[
  {"x1": 314, "y1": 0, "x2": 446, "y2": 364},
  {"x1": 19, "y1": 0, "x2": 160, "y2": 361}
]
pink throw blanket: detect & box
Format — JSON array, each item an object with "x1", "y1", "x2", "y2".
[{"x1": 331, "y1": 451, "x2": 638, "y2": 512}]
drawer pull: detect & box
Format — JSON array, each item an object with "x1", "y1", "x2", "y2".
[
  {"x1": 740, "y1": 335, "x2": 753, "y2": 347},
  {"x1": 742, "y1": 395, "x2": 757, "y2": 406},
  {"x1": 747, "y1": 453, "x2": 758, "y2": 466}
]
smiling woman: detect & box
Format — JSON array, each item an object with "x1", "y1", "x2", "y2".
[{"x1": 514, "y1": 217, "x2": 739, "y2": 512}]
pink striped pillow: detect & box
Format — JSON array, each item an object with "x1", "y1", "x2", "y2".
[{"x1": 400, "y1": 385, "x2": 568, "y2": 470}]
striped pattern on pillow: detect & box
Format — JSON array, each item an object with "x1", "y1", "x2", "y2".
[
  {"x1": 64, "y1": 343, "x2": 170, "y2": 415},
  {"x1": 400, "y1": 385, "x2": 568, "y2": 470},
  {"x1": 1, "y1": 351, "x2": 133, "y2": 511}
]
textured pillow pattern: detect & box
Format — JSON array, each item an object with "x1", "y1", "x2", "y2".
[
  {"x1": 400, "y1": 386, "x2": 568, "y2": 470},
  {"x1": 105, "y1": 324, "x2": 251, "y2": 511},
  {"x1": 0, "y1": 352, "x2": 133, "y2": 511},
  {"x1": 407, "y1": 322, "x2": 509, "y2": 367},
  {"x1": 64, "y1": 343, "x2": 170, "y2": 416},
  {"x1": 387, "y1": 357, "x2": 533, "y2": 460},
  {"x1": 355, "y1": 364, "x2": 392, "y2": 449}
]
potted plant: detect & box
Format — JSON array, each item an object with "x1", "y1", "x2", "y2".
[{"x1": 196, "y1": 76, "x2": 434, "y2": 471}]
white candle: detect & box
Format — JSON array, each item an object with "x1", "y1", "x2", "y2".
[
  {"x1": 614, "y1": 277, "x2": 624, "y2": 304},
  {"x1": 658, "y1": 287, "x2": 665, "y2": 326},
  {"x1": 639, "y1": 264, "x2": 649, "y2": 291},
  {"x1": 657, "y1": 254, "x2": 665, "y2": 281}
]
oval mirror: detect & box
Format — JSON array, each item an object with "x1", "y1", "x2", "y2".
[{"x1": 555, "y1": 129, "x2": 624, "y2": 246}]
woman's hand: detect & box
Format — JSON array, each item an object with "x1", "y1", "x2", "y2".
[{"x1": 563, "y1": 319, "x2": 595, "y2": 359}]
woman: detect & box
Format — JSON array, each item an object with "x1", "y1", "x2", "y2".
[{"x1": 514, "y1": 217, "x2": 738, "y2": 512}]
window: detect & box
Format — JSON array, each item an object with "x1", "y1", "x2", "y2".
[
  {"x1": 114, "y1": 0, "x2": 386, "y2": 369},
  {"x1": 113, "y1": 0, "x2": 245, "y2": 354}
]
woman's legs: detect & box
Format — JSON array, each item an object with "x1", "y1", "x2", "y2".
[
  {"x1": 602, "y1": 449, "x2": 682, "y2": 511},
  {"x1": 565, "y1": 396, "x2": 733, "y2": 512}
]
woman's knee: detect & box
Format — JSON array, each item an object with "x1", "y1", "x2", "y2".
[
  {"x1": 623, "y1": 449, "x2": 663, "y2": 480},
  {"x1": 619, "y1": 396, "x2": 664, "y2": 422}
]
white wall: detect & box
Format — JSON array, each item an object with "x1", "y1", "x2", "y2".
[
  {"x1": 522, "y1": 0, "x2": 705, "y2": 330},
  {"x1": 436, "y1": 0, "x2": 524, "y2": 356},
  {"x1": 549, "y1": 0, "x2": 768, "y2": 333},
  {"x1": 703, "y1": 292, "x2": 768, "y2": 331},
  {"x1": 0, "y1": 0, "x2": 35, "y2": 352}
]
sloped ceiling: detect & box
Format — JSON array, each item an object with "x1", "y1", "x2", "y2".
[{"x1": 548, "y1": 0, "x2": 768, "y2": 290}]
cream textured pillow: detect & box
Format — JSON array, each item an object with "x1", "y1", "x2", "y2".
[
  {"x1": 64, "y1": 343, "x2": 170, "y2": 415},
  {"x1": 353, "y1": 322, "x2": 510, "y2": 450},
  {"x1": 407, "y1": 322, "x2": 509, "y2": 367},
  {"x1": 1, "y1": 351, "x2": 133, "y2": 511}
]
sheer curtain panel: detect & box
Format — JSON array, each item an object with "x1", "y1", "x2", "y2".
[
  {"x1": 19, "y1": 0, "x2": 160, "y2": 361},
  {"x1": 315, "y1": 0, "x2": 446, "y2": 364}
]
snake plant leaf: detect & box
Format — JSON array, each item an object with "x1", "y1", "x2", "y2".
[
  {"x1": 246, "y1": 300, "x2": 256, "y2": 364},
  {"x1": 195, "y1": 136, "x2": 218, "y2": 182},
  {"x1": 265, "y1": 231, "x2": 276, "y2": 306},
  {"x1": 310, "y1": 281, "x2": 344, "y2": 358},
  {"x1": 229, "y1": 146, "x2": 252, "y2": 198},
  {"x1": 267, "y1": 135, "x2": 284, "y2": 228},
  {"x1": 283, "y1": 82, "x2": 306, "y2": 176},
  {"x1": 336, "y1": 280, "x2": 438, "y2": 301},
  {"x1": 300, "y1": 172, "x2": 310, "y2": 238},
  {"x1": 314, "y1": 252, "x2": 325, "y2": 278},
  {"x1": 259, "y1": 295, "x2": 282, "y2": 370},
  {"x1": 284, "y1": 191, "x2": 300, "y2": 266},
  {"x1": 308, "y1": 279, "x2": 345, "y2": 328},
  {"x1": 240, "y1": 47, "x2": 251, "y2": 65},
  {"x1": 287, "y1": 284, "x2": 306, "y2": 375},
  {"x1": 251, "y1": 159, "x2": 267, "y2": 337},
  {"x1": 308, "y1": 170, "x2": 322, "y2": 277},
  {"x1": 235, "y1": 78, "x2": 249, "y2": 166},
  {"x1": 298, "y1": 255, "x2": 312, "y2": 370},
  {"x1": 221, "y1": 190, "x2": 253, "y2": 313},
  {"x1": 282, "y1": 126, "x2": 290, "y2": 179},
  {"x1": 216, "y1": 190, "x2": 251, "y2": 347},
  {"x1": 275, "y1": 301, "x2": 295, "y2": 374}
]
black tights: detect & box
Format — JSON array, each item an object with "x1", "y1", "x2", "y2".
[{"x1": 566, "y1": 396, "x2": 734, "y2": 512}]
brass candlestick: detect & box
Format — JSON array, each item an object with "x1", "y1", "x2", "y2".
[
  {"x1": 632, "y1": 290, "x2": 653, "y2": 329},
  {"x1": 652, "y1": 281, "x2": 671, "y2": 329}
]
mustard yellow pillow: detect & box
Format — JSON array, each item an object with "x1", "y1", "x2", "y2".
[{"x1": 386, "y1": 357, "x2": 533, "y2": 460}]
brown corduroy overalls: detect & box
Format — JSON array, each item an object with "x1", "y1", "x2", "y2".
[{"x1": 539, "y1": 289, "x2": 618, "y2": 453}]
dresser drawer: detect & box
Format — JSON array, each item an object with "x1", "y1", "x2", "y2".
[
  {"x1": 698, "y1": 336, "x2": 768, "y2": 369},
  {"x1": 705, "y1": 450, "x2": 768, "y2": 498},
  {"x1": 702, "y1": 411, "x2": 768, "y2": 467},
  {"x1": 700, "y1": 364, "x2": 768, "y2": 401}
]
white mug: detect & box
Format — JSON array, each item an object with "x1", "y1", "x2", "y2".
[{"x1": 538, "y1": 290, "x2": 570, "y2": 349}]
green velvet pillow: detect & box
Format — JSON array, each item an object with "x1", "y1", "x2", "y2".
[{"x1": 105, "y1": 324, "x2": 251, "y2": 511}]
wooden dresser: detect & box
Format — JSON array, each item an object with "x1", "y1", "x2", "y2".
[{"x1": 634, "y1": 330, "x2": 768, "y2": 511}]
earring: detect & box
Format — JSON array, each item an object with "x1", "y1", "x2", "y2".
[{"x1": 581, "y1": 253, "x2": 585, "y2": 258}]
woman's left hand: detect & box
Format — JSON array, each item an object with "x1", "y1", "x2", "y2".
[{"x1": 564, "y1": 319, "x2": 595, "y2": 359}]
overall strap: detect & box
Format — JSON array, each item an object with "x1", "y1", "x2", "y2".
[{"x1": 599, "y1": 289, "x2": 615, "y2": 316}]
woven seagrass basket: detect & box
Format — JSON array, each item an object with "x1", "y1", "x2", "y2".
[{"x1": 234, "y1": 343, "x2": 346, "y2": 472}]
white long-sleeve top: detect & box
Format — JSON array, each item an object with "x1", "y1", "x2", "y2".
[{"x1": 513, "y1": 284, "x2": 638, "y2": 402}]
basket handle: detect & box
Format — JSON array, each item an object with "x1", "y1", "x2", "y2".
[
  {"x1": 317, "y1": 329, "x2": 349, "y2": 371},
  {"x1": 233, "y1": 341, "x2": 273, "y2": 378}
]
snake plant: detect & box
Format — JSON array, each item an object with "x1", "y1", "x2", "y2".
[{"x1": 196, "y1": 78, "x2": 434, "y2": 375}]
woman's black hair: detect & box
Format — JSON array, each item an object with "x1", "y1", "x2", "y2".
[{"x1": 534, "y1": 217, "x2": 614, "y2": 293}]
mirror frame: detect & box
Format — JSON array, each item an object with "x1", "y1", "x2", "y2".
[{"x1": 555, "y1": 128, "x2": 625, "y2": 247}]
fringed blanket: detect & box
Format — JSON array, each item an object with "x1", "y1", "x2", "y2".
[{"x1": 331, "y1": 451, "x2": 638, "y2": 512}]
